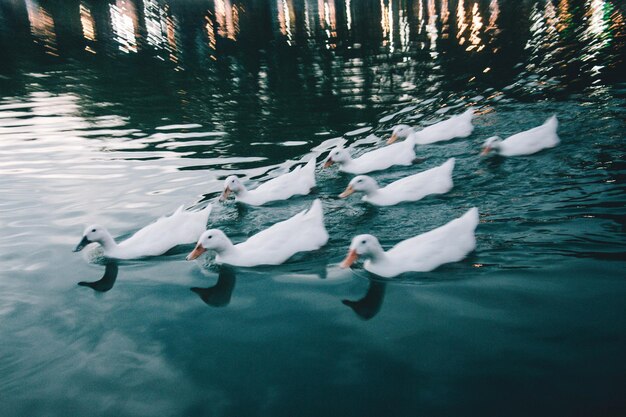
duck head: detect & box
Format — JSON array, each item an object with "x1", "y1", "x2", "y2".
[
  {"x1": 387, "y1": 124, "x2": 413, "y2": 144},
  {"x1": 187, "y1": 229, "x2": 231, "y2": 260},
  {"x1": 74, "y1": 224, "x2": 110, "y2": 252},
  {"x1": 324, "y1": 148, "x2": 350, "y2": 168},
  {"x1": 481, "y1": 136, "x2": 502, "y2": 156},
  {"x1": 220, "y1": 175, "x2": 245, "y2": 201},
  {"x1": 340, "y1": 234, "x2": 383, "y2": 268},
  {"x1": 339, "y1": 175, "x2": 378, "y2": 198}
]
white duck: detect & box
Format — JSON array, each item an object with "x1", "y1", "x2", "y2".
[
  {"x1": 481, "y1": 115, "x2": 559, "y2": 156},
  {"x1": 339, "y1": 158, "x2": 455, "y2": 206},
  {"x1": 388, "y1": 108, "x2": 474, "y2": 145},
  {"x1": 187, "y1": 199, "x2": 328, "y2": 266},
  {"x1": 73, "y1": 204, "x2": 212, "y2": 260},
  {"x1": 220, "y1": 158, "x2": 316, "y2": 206},
  {"x1": 323, "y1": 141, "x2": 415, "y2": 175},
  {"x1": 340, "y1": 207, "x2": 479, "y2": 277}
]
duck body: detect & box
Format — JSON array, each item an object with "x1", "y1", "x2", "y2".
[
  {"x1": 74, "y1": 204, "x2": 212, "y2": 260},
  {"x1": 221, "y1": 158, "x2": 316, "y2": 206},
  {"x1": 188, "y1": 199, "x2": 328, "y2": 267},
  {"x1": 389, "y1": 108, "x2": 474, "y2": 145},
  {"x1": 482, "y1": 115, "x2": 560, "y2": 156},
  {"x1": 324, "y1": 141, "x2": 415, "y2": 175},
  {"x1": 341, "y1": 158, "x2": 455, "y2": 206},
  {"x1": 340, "y1": 207, "x2": 479, "y2": 277}
]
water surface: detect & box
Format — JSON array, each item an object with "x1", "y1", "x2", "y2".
[{"x1": 1, "y1": 1, "x2": 625, "y2": 416}]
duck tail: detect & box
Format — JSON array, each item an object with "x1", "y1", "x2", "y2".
[
  {"x1": 463, "y1": 107, "x2": 475, "y2": 120},
  {"x1": 443, "y1": 157, "x2": 456, "y2": 172},
  {"x1": 303, "y1": 156, "x2": 317, "y2": 172},
  {"x1": 545, "y1": 115, "x2": 558, "y2": 131},
  {"x1": 305, "y1": 199, "x2": 324, "y2": 219},
  {"x1": 201, "y1": 203, "x2": 213, "y2": 220},
  {"x1": 463, "y1": 207, "x2": 480, "y2": 230}
]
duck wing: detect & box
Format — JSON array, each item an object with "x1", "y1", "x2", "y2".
[
  {"x1": 383, "y1": 158, "x2": 454, "y2": 199},
  {"x1": 501, "y1": 116, "x2": 560, "y2": 155},
  {"x1": 236, "y1": 199, "x2": 328, "y2": 265},
  {"x1": 118, "y1": 205, "x2": 212, "y2": 257},
  {"x1": 251, "y1": 158, "x2": 316, "y2": 200},
  {"x1": 351, "y1": 142, "x2": 414, "y2": 173},
  {"x1": 388, "y1": 208, "x2": 478, "y2": 272}
]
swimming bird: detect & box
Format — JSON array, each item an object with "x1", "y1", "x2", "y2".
[
  {"x1": 73, "y1": 204, "x2": 212, "y2": 260},
  {"x1": 339, "y1": 158, "x2": 455, "y2": 206},
  {"x1": 388, "y1": 108, "x2": 474, "y2": 145},
  {"x1": 340, "y1": 207, "x2": 479, "y2": 277},
  {"x1": 481, "y1": 115, "x2": 559, "y2": 156},
  {"x1": 220, "y1": 158, "x2": 316, "y2": 205},
  {"x1": 187, "y1": 199, "x2": 328, "y2": 267},
  {"x1": 323, "y1": 141, "x2": 416, "y2": 175}
]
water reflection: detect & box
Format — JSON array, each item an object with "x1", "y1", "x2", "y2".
[
  {"x1": 215, "y1": 0, "x2": 239, "y2": 41},
  {"x1": 342, "y1": 278, "x2": 386, "y2": 320},
  {"x1": 467, "y1": 2, "x2": 484, "y2": 52},
  {"x1": 0, "y1": 0, "x2": 624, "y2": 107},
  {"x1": 109, "y1": 0, "x2": 138, "y2": 53},
  {"x1": 77, "y1": 262, "x2": 119, "y2": 292},
  {"x1": 80, "y1": 3, "x2": 96, "y2": 54},
  {"x1": 25, "y1": 0, "x2": 57, "y2": 56},
  {"x1": 191, "y1": 266, "x2": 237, "y2": 307}
]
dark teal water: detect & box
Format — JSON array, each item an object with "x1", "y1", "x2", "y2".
[{"x1": 1, "y1": 0, "x2": 625, "y2": 416}]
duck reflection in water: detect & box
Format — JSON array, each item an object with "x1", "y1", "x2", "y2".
[
  {"x1": 191, "y1": 266, "x2": 236, "y2": 307},
  {"x1": 77, "y1": 261, "x2": 119, "y2": 292},
  {"x1": 342, "y1": 278, "x2": 387, "y2": 320}
]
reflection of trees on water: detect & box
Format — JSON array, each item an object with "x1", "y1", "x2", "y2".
[{"x1": 1, "y1": 0, "x2": 624, "y2": 123}]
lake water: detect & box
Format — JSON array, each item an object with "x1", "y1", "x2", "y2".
[{"x1": 1, "y1": 0, "x2": 625, "y2": 416}]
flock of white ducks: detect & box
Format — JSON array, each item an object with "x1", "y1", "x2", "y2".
[{"x1": 74, "y1": 110, "x2": 560, "y2": 278}]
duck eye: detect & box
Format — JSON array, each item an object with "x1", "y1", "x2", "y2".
[
  {"x1": 361, "y1": 240, "x2": 367, "y2": 245},
  {"x1": 208, "y1": 235, "x2": 212, "y2": 239},
  {"x1": 91, "y1": 229, "x2": 96, "y2": 233}
]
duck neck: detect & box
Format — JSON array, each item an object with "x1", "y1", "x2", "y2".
[
  {"x1": 234, "y1": 185, "x2": 248, "y2": 197},
  {"x1": 366, "y1": 242, "x2": 387, "y2": 264},
  {"x1": 214, "y1": 237, "x2": 236, "y2": 257},
  {"x1": 97, "y1": 232, "x2": 118, "y2": 252},
  {"x1": 363, "y1": 185, "x2": 381, "y2": 198},
  {"x1": 337, "y1": 156, "x2": 354, "y2": 168}
]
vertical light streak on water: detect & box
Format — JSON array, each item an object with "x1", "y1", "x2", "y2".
[
  {"x1": 214, "y1": 0, "x2": 237, "y2": 40},
  {"x1": 304, "y1": 0, "x2": 312, "y2": 36},
  {"x1": 440, "y1": 0, "x2": 450, "y2": 39},
  {"x1": 426, "y1": 0, "x2": 438, "y2": 56},
  {"x1": 416, "y1": 0, "x2": 424, "y2": 36},
  {"x1": 109, "y1": 0, "x2": 138, "y2": 53},
  {"x1": 467, "y1": 3, "x2": 484, "y2": 52},
  {"x1": 80, "y1": 3, "x2": 96, "y2": 54},
  {"x1": 205, "y1": 11, "x2": 217, "y2": 61},
  {"x1": 24, "y1": 0, "x2": 57, "y2": 56},
  {"x1": 399, "y1": 1, "x2": 409, "y2": 51},
  {"x1": 456, "y1": 0, "x2": 467, "y2": 45},
  {"x1": 580, "y1": 0, "x2": 612, "y2": 79}
]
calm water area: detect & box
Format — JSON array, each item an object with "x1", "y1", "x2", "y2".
[{"x1": 0, "y1": 0, "x2": 625, "y2": 416}]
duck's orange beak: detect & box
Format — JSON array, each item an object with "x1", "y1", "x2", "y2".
[
  {"x1": 219, "y1": 187, "x2": 231, "y2": 202},
  {"x1": 323, "y1": 159, "x2": 334, "y2": 168},
  {"x1": 186, "y1": 244, "x2": 206, "y2": 261},
  {"x1": 386, "y1": 134, "x2": 398, "y2": 145},
  {"x1": 340, "y1": 249, "x2": 359, "y2": 268},
  {"x1": 480, "y1": 146, "x2": 491, "y2": 156},
  {"x1": 339, "y1": 185, "x2": 355, "y2": 198}
]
